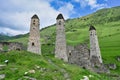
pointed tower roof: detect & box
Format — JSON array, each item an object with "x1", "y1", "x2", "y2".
[
  {"x1": 89, "y1": 25, "x2": 96, "y2": 31},
  {"x1": 56, "y1": 13, "x2": 64, "y2": 20},
  {"x1": 31, "y1": 14, "x2": 39, "y2": 19}
]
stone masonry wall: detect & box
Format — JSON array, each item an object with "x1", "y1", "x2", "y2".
[
  {"x1": 89, "y1": 29, "x2": 102, "y2": 63},
  {"x1": 0, "y1": 42, "x2": 23, "y2": 51},
  {"x1": 27, "y1": 15, "x2": 41, "y2": 55},
  {"x1": 68, "y1": 44, "x2": 91, "y2": 69},
  {"x1": 55, "y1": 14, "x2": 68, "y2": 62}
]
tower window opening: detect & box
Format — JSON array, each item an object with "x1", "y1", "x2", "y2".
[
  {"x1": 58, "y1": 21, "x2": 61, "y2": 25},
  {"x1": 33, "y1": 27, "x2": 35, "y2": 29},
  {"x1": 33, "y1": 20, "x2": 35, "y2": 22},
  {"x1": 33, "y1": 23, "x2": 35, "y2": 25},
  {"x1": 32, "y1": 42, "x2": 35, "y2": 46}
]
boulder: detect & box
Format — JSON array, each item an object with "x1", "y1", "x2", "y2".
[
  {"x1": 0, "y1": 74, "x2": 5, "y2": 79},
  {"x1": 28, "y1": 70, "x2": 35, "y2": 74},
  {"x1": 81, "y1": 76, "x2": 89, "y2": 80}
]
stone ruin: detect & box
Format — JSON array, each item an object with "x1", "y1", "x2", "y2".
[
  {"x1": 67, "y1": 44, "x2": 91, "y2": 69},
  {"x1": 0, "y1": 42, "x2": 23, "y2": 52},
  {"x1": 0, "y1": 14, "x2": 110, "y2": 73},
  {"x1": 54, "y1": 13, "x2": 109, "y2": 73},
  {"x1": 67, "y1": 44, "x2": 109, "y2": 73}
]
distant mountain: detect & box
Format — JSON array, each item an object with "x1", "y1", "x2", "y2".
[{"x1": 0, "y1": 33, "x2": 10, "y2": 41}]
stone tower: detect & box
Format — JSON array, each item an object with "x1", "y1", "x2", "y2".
[
  {"x1": 55, "y1": 14, "x2": 68, "y2": 62},
  {"x1": 27, "y1": 14, "x2": 41, "y2": 55},
  {"x1": 89, "y1": 25, "x2": 102, "y2": 63}
]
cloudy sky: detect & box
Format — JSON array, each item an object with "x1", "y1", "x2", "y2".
[{"x1": 0, "y1": 0, "x2": 120, "y2": 36}]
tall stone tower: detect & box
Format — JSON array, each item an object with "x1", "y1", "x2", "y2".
[
  {"x1": 55, "y1": 14, "x2": 68, "y2": 62},
  {"x1": 27, "y1": 14, "x2": 41, "y2": 55},
  {"x1": 89, "y1": 25, "x2": 102, "y2": 63}
]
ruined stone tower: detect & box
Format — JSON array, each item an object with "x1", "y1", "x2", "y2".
[
  {"x1": 27, "y1": 14, "x2": 41, "y2": 54},
  {"x1": 89, "y1": 25, "x2": 102, "y2": 63},
  {"x1": 55, "y1": 14, "x2": 68, "y2": 62}
]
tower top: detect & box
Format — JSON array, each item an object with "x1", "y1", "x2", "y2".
[
  {"x1": 56, "y1": 13, "x2": 64, "y2": 20},
  {"x1": 89, "y1": 25, "x2": 96, "y2": 31},
  {"x1": 31, "y1": 14, "x2": 39, "y2": 19}
]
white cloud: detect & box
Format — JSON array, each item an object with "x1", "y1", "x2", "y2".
[
  {"x1": 0, "y1": 27, "x2": 27, "y2": 36},
  {"x1": 58, "y1": 3, "x2": 74, "y2": 19},
  {"x1": 1, "y1": 0, "x2": 71, "y2": 35},
  {"x1": 74, "y1": 0, "x2": 107, "y2": 9}
]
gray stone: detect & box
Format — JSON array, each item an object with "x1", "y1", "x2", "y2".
[
  {"x1": 93, "y1": 64, "x2": 110, "y2": 73},
  {"x1": 117, "y1": 56, "x2": 120, "y2": 61},
  {"x1": 68, "y1": 44, "x2": 91, "y2": 69},
  {"x1": 89, "y1": 25, "x2": 102, "y2": 63},
  {"x1": 0, "y1": 42, "x2": 23, "y2": 51},
  {"x1": 0, "y1": 65, "x2": 6, "y2": 70},
  {"x1": 67, "y1": 43, "x2": 109, "y2": 73},
  {"x1": 108, "y1": 63, "x2": 117, "y2": 70},
  {"x1": 0, "y1": 74, "x2": 5, "y2": 79},
  {"x1": 55, "y1": 14, "x2": 68, "y2": 62},
  {"x1": 27, "y1": 14, "x2": 41, "y2": 55}
]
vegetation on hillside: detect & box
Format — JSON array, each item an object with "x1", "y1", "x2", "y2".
[{"x1": 0, "y1": 51, "x2": 113, "y2": 80}]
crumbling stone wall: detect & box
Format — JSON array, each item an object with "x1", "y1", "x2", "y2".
[
  {"x1": 8, "y1": 42, "x2": 23, "y2": 51},
  {"x1": 0, "y1": 42, "x2": 23, "y2": 51},
  {"x1": 68, "y1": 44, "x2": 91, "y2": 69},
  {"x1": 67, "y1": 44, "x2": 109, "y2": 73}
]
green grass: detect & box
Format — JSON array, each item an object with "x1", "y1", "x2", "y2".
[{"x1": 0, "y1": 51, "x2": 113, "y2": 80}]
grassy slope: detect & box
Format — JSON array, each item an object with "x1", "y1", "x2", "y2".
[
  {"x1": 0, "y1": 51, "x2": 112, "y2": 80},
  {"x1": 1, "y1": 6, "x2": 120, "y2": 77}
]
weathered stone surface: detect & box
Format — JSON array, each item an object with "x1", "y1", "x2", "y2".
[
  {"x1": 28, "y1": 70, "x2": 35, "y2": 74},
  {"x1": 0, "y1": 74, "x2": 5, "y2": 79},
  {"x1": 27, "y1": 14, "x2": 41, "y2": 54},
  {"x1": 68, "y1": 44, "x2": 91, "y2": 69},
  {"x1": 108, "y1": 63, "x2": 117, "y2": 70},
  {"x1": 0, "y1": 42, "x2": 23, "y2": 51},
  {"x1": 55, "y1": 14, "x2": 68, "y2": 62},
  {"x1": 93, "y1": 64, "x2": 110, "y2": 73},
  {"x1": 0, "y1": 65, "x2": 6, "y2": 70},
  {"x1": 67, "y1": 44, "x2": 109, "y2": 73},
  {"x1": 89, "y1": 25, "x2": 102, "y2": 63},
  {"x1": 90, "y1": 56, "x2": 101, "y2": 67}
]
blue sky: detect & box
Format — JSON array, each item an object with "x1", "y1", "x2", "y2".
[{"x1": 0, "y1": 0, "x2": 120, "y2": 35}]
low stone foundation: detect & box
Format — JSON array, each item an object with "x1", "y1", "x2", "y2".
[{"x1": 0, "y1": 42, "x2": 24, "y2": 51}]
